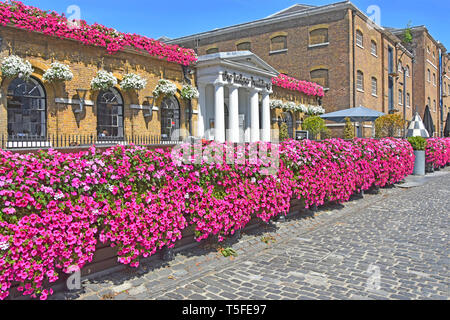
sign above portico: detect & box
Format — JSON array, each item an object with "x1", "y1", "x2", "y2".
[{"x1": 222, "y1": 71, "x2": 272, "y2": 91}]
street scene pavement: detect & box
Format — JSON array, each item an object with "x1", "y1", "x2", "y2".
[{"x1": 54, "y1": 169, "x2": 449, "y2": 301}]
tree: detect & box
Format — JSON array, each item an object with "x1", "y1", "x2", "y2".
[
  {"x1": 375, "y1": 114, "x2": 405, "y2": 138},
  {"x1": 344, "y1": 117, "x2": 355, "y2": 140},
  {"x1": 279, "y1": 122, "x2": 289, "y2": 141},
  {"x1": 303, "y1": 116, "x2": 329, "y2": 140}
]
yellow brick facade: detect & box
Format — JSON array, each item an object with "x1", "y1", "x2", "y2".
[{"x1": 0, "y1": 25, "x2": 197, "y2": 141}]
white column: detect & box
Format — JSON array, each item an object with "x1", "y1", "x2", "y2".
[
  {"x1": 197, "y1": 83, "x2": 206, "y2": 138},
  {"x1": 250, "y1": 89, "x2": 260, "y2": 142},
  {"x1": 261, "y1": 91, "x2": 271, "y2": 142},
  {"x1": 214, "y1": 83, "x2": 226, "y2": 143},
  {"x1": 228, "y1": 85, "x2": 240, "y2": 143}
]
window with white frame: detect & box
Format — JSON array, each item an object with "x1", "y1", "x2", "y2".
[
  {"x1": 427, "y1": 97, "x2": 431, "y2": 107},
  {"x1": 398, "y1": 89, "x2": 403, "y2": 105},
  {"x1": 357, "y1": 71, "x2": 364, "y2": 91},
  {"x1": 406, "y1": 93, "x2": 411, "y2": 107},
  {"x1": 356, "y1": 30, "x2": 364, "y2": 48},
  {"x1": 433, "y1": 100, "x2": 436, "y2": 112},
  {"x1": 427, "y1": 69, "x2": 431, "y2": 82},
  {"x1": 371, "y1": 40, "x2": 377, "y2": 56},
  {"x1": 433, "y1": 73, "x2": 436, "y2": 85},
  {"x1": 371, "y1": 77, "x2": 377, "y2": 96},
  {"x1": 406, "y1": 65, "x2": 410, "y2": 77},
  {"x1": 398, "y1": 61, "x2": 403, "y2": 73}
]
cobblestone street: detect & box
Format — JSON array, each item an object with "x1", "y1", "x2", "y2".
[{"x1": 56, "y1": 169, "x2": 449, "y2": 301}]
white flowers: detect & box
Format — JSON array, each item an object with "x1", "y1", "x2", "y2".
[
  {"x1": 180, "y1": 84, "x2": 199, "y2": 100},
  {"x1": 1, "y1": 55, "x2": 34, "y2": 79},
  {"x1": 270, "y1": 100, "x2": 284, "y2": 110},
  {"x1": 54, "y1": 191, "x2": 64, "y2": 200},
  {"x1": 120, "y1": 73, "x2": 147, "y2": 91},
  {"x1": 306, "y1": 105, "x2": 326, "y2": 116},
  {"x1": 91, "y1": 70, "x2": 118, "y2": 90},
  {"x1": 270, "y1": 99, "x2": 325, "y2": 115},
  {"x1": 0, "y1": 241, "x2": 9, "y2": 251},
  {"x1": 43, "y1": 62, "x2": 73, "y2": 82},
  {"x1": 153, "y1": 79, "x2": 177, "y2": 98}
]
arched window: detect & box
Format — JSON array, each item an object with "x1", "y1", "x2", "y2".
[
  {"x1": 310, "y1": 68, "x2": 329, "y2": 88},
  {"x1": 270, "y1": 35, "x2": 287, "y2": 52},
  {"x1": 236, "y1": 42, "x2": 251, "y2": 51},
  {"x1": 371, "y1": 77, "x2": 378, "y2": 96},
  {"x1": 284, "y1": 111, "x2": 294, "y2": 139},
  {"x1": 405, "y1": 65, "x2": 410, "y2": 77},
  {"x1": 371, "y1": 40, "x2": 377, "y2": 56},
  {"x1": 160, "y1": 96, "x2": 181, "y2": 141},
  {"x1": 97, "y1": 88, "x2": 124, "y2": 138},
  {"x1": 7, "y1": 77, "x2": 46, "y2": 140},
  {"x1": 357, "y1": 71, "x2": 364, "y2": 91},
  {"x1": 356, "y1": 30, "x2": 364, "y2": 48},
  {"x1": 309, "y1": 28, "x2": 328, "y2": 46}
]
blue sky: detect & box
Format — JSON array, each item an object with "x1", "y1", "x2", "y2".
[{"x1": 18, "y1": 0, "x2": 450, "y2": 48}]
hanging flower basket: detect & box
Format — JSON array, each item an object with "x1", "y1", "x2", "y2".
[
  {"x1": 180, "y1": 84, "x2": 199, "y2": 100},
  {"x1": 270, "y1": 99, "x2": 284, "y2": 110},
  {"x1": 1, "y1": 55, "x2": 34, "y2": 79},
  {"x1": 91, "y1": 70, "x2": 118, "y2": 91},
  {"x1": 306, "y1": 105, "x2": 326, "y2": 116},
  {"x1": 120, "y1": 73, "x2": 147, "y2": 91},
  {"x1": 153, "y1": 79, "x2": 177, "y2": 98},
  {"x1": 43, "y1": 62, "x2": 73, "y2": 82}
]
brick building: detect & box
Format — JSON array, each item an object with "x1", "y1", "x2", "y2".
[
  {"x1": 167, "y1": 1, "x2": 447, "y2": 137},
  {"x1": 0, "y1": 1, "x2": 320, "y2": 148},
  {"x1": 0, "y1": 24, "x2": 198, "y2": 148}
]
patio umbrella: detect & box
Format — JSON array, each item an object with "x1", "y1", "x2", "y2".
[
  {"x1": 320, "y1": 106, "x2": 385, "y2": 123},
  {"x1": 444, "y1": 112, "x2": 450, "y2": 137},
  {"x1": 406, "y1": 113, "x2": 429, "y2": 138},
  {"x1": 423, "y1": 105, "x2": 435, "y2": 137}
]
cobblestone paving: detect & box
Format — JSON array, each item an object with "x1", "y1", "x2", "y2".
[{"x1": 55, "y1": 169, "x2": 449, "y2": 300}]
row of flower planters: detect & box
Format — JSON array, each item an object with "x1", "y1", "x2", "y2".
[
  {"x1": 426, "y1": 138, "x2": 450, "y2": 172},
  {"x1": 0, "y1": 138, "x2": 429, "y2": 300}
]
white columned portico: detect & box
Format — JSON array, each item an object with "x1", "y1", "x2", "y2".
[
  {"x1": 250, "y1": 89, "x2": 260, "y2": 142},
  {"x1": 228, "y1": 85, "x2": 240, "y2": 143},
  {"x1": 195, "y1": 51, "x2": 279, "y2": 143},
  {"x1": 214, "y1": 82, "x2": 226, "y2": 142},
  {"x1": 197, "y1": 83, "x2": 207, "y2": 138},
  {"x1": 261, "y1": 90, "x2": 271, "y2": 142}
]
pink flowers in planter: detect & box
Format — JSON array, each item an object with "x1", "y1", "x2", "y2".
[
  {"x1": 426, "y1": 138, "x2": 450, "y2": 169},
  {"x1": 0, "y1": 1, "x2": 197, "y2": 66},
  {"x1": 0, "y1": 139, "x2": 415, "y2": 300},
  {"x1": 272, "y1": 74, "x2": 325, "y2": 98}
]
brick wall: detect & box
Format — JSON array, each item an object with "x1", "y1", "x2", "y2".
[{"x1": 0, "y1": 25, "x2": 195, "y2": 140}]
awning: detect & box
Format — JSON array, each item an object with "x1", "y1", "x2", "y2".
[
  {"x1": 423, "y1": 105, "x2": 435, "y2": 137},
  {"x1": 320, "y1": 106, "x2": 385, "y2": 123}
]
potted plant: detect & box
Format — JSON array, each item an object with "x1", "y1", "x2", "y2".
[
  {"x1": 120, "y1": 73, "x2": 147, "y2": 91},
  {"x1": 91, "y1": 70, "x2": 118, "y2": 91},
  {"x1": 407, "y1": 136, "x2": 426, "y2": 176},
  {"x1": 1, "y1": 55, "x2": 34, "y2": 79},
  {"x1": 43, "y1": 62, "x2": 74, "y2": 82}
]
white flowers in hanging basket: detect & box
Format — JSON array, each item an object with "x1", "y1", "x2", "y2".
[
  {"x1": 307, "y1": 105, "x2": 326, "y2": 116},
  {"x1": 153, "y1": 79, "x2": 177, "y2": 98},
  {"x1": 1, "y1": 55, "x2": 34, "y2": 79},
  {"x1": 91, "y1": 70, "x2": 118, "y2": 90},
  {"x1": 270, "y1": 99, "x2": 284, "y2": 110},
  {"x1": 120, "y1": 73, "x2": 147, "y2": 91},
  {"x1": 180, "y1": 84, "x2": 199, "y2": 100},
  {"x1": 43, "y1": 62, "x2": 73, "y2": 82}
]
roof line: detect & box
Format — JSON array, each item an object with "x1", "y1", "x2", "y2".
[{"x1": 166, "y1": 1, "x2": 352, "y2": 44}]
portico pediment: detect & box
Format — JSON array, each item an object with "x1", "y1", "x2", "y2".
[{"x1": 196, "y1": 51, "x2": 279, "y2": 81}]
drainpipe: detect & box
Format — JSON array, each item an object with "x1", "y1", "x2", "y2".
[
  {"x1": 352, "y1": 10, "x2": 356, "y2": 109},
  {"x1": 439, "y1": 47, "x2": 443, "y2": 137}
]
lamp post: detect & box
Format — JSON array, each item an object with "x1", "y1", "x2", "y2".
[{"x1": 75, "y1": 88, "x2": 88, "y2": 114}]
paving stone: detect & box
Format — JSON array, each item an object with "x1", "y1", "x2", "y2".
[{"x1": 60, "y1": 171, "x2": 450, "y2": 301}]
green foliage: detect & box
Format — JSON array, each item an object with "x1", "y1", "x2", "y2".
[
  {"x1": 303, "y1": 116, "x2": 327, "y2": 140},
  {"x1": 344, "y1": 117, "x2": 355, "y2": 140},
  {"x1": 403, "y1": 22, "x2": 413, "y2": 44},
  {"x1": 279, "y1": 122, "x2": 289, "y2": 141},
  {"x1": 375, "y1": 114, "x2": 405, "y2": 138},
  {"x1": 219, "y1": 247, "x2": 238, "y2": 258},
  {"x1": 407, "y1": 136, "x2": 426, "y2": 151}
]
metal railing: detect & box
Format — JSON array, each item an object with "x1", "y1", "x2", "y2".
[{"x1": 1, "y1": 134, "x2": 184, "y2": 150}]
